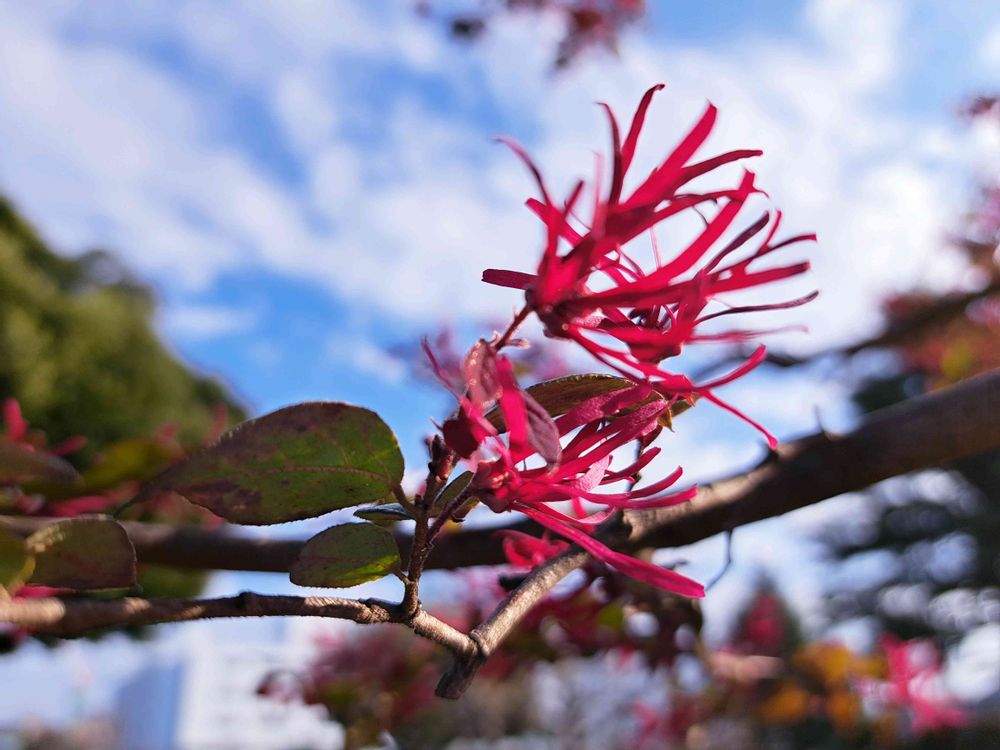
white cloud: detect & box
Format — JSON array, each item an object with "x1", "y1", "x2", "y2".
[
  {"x1": 980, "y1": 24, "x2": 1000, "y2": 70},
  {"x1": 272, "y1": 70, "x2": 339, "y2": 157},
  {"x1": 0, "y1": 0, "x2": 989, "y2": 349},
  {"x1": 160, "y1": 303, "x2": 258, "y2": 339},
  {"x1": 325, "y1": 334, "x2": 408, "y2": 385},
  {"x1": 804, "y1": 0, "x2": 903, "y2": 91}
]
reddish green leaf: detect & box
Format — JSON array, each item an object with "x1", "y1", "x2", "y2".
[
  {"x1": 26, "y1": 517, "x2": 136, "y2": 590},
  {"x1": 0, "y1": 441, "x2": 79, "y2": 485},
  {"x1": 290, "y1": 523, "x2": 401, "y2": 588},
  {"x1": 154, "y1": 402, "x2": 404, "y2": 525},
  {"x1": 0, "y1": 528, "x2": 32, "y2": 593},
  {"x1": 486, "y1": 374, "x2": 632, "y2": 431}
]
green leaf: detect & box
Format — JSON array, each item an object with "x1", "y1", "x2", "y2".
[
  {"x1": 353, "y1": 504, "x2": 414, "y2": 525},
  {"x1": 432, "y1": 471, "x2": 478, "y2": 521},
  {"x1": 0, "y1": 441, "x2": 79, "y2": 485},
  {"x1": 26, "y1": 517, "x2": 136, "y2": 590},
  {"x1": 433, "y1": 471, "x2": 473, "y2": 507},
  {"x1": 0, "y1": 528, "x2": 32, "y2": 593},
  {"x1": 154, "y1": 402, "x2": 404, "y2": 525},
  {"x1": 290, "y1": 523, "x2": 401, "y2": 588}
]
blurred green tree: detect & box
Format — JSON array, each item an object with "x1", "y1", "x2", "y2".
[{"x1": 0, "y1": 197, "x2": 245, "y2": 455}]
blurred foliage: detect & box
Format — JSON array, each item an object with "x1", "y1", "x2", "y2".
[
  {"x1": 821, "y1": 98, "x2": 1000, "y2": 646},
  {"x1": 266, "y1": 574, "x2": 978, "y2": 749},
  {"x1": 0, "y1": 196, "x2": 247, "y2": 652},
  {"x1": 0, "y1": 394, "x2": 222, "y2": 654},
  {"x1": 0, "y1": 196, "x2": 245, "y2": 457}
]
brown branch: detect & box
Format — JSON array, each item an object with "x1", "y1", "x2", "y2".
[
  {"x1": 629, "y1": 366, "x2": 1000, "y2": 549},
  {"x1": 0, "y1": 592, "x2": 476, "y2": 659},
  {"x1": 437, "y1": 544, "x2": 592, "y2": 698}
]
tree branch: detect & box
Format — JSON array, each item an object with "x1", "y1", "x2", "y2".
[
  {"x1": 0, "y1": 592, "x2": 476, "y2": 659},
  {"x1": 436, "y1": 545, "x2": 592, "y2": 698}
]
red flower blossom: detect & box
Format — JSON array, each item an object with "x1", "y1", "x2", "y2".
[
  {"x1": 429, "y1": 341, "x2": 703, "y2": 597},
  {"x1": 484, "y1": 85, "x2": 816, "y2": 446}
]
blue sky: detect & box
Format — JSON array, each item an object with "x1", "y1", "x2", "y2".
[
  {"x1": 1, "y1": 0, "x2": 999, "y2": 724},
  {"x1": 1, "y1": 1, "x2": 997, "y2": 442}
]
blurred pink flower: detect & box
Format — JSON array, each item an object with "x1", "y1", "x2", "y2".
[{"x1": 880, "y1": 635, "x2": 967, "y2": 735}]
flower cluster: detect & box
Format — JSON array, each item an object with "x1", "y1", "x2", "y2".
[
  {"x1": 429, "y1": 85, "x2": 815, "y2": 598},
  {"x1": 428, "y1": 340, "x2": 703, "y2": 596},
  {"x1": 485, "y1": 84, "x2": 816, "y2": 447}
]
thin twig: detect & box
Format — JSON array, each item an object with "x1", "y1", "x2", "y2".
[{"x1": 494, "y1": 306, "x2": 530, "y2": 351}]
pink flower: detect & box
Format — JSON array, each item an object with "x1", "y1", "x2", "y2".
[
  {"x1": 3, "y1": 397, "x2": 86, "y2": 456},
  {"x1": 497, "y1": 530, "x2": 568, "y2": 569},
  {"x1": 3, "y1": 398, "x2": 27, "y2": 442},
  {"x1": 484, "y1": 85, "x2": 815, "y2": 446},
  {"x1": 429, "y1": 341, "x2": 703, "y2": 597},
  {"x1": 880, "y1": 635, "x2": 967, "y2": 735}
]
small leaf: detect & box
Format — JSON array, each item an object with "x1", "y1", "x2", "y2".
[
  {"x1": 290, "y1": 523, "x2": 401, "y2": 588},
  {"x1": 658, "y1": 397, "x2": 694, "y2": 430},
  {"x1": 433, "y1": 471, "x2": 473, "y2": 508},
  {"x1": 26, "y1": 517, "x2": 136, "y2": 590},
  {"x1": 353, "y1": 504, "x2": 414, "y2": 525},
  {"x1": 153, "y1": 402, "x2": 405, "y2": 525},
  {"x1": 433, "y1": 471, "x2": 479, "y2": 521},
  {"x1": 0, "y1": 528, "x2": 33, "y2": 593},
  {"x1": 0, "y1": 441, "x2": 79, "y2": 484}
]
